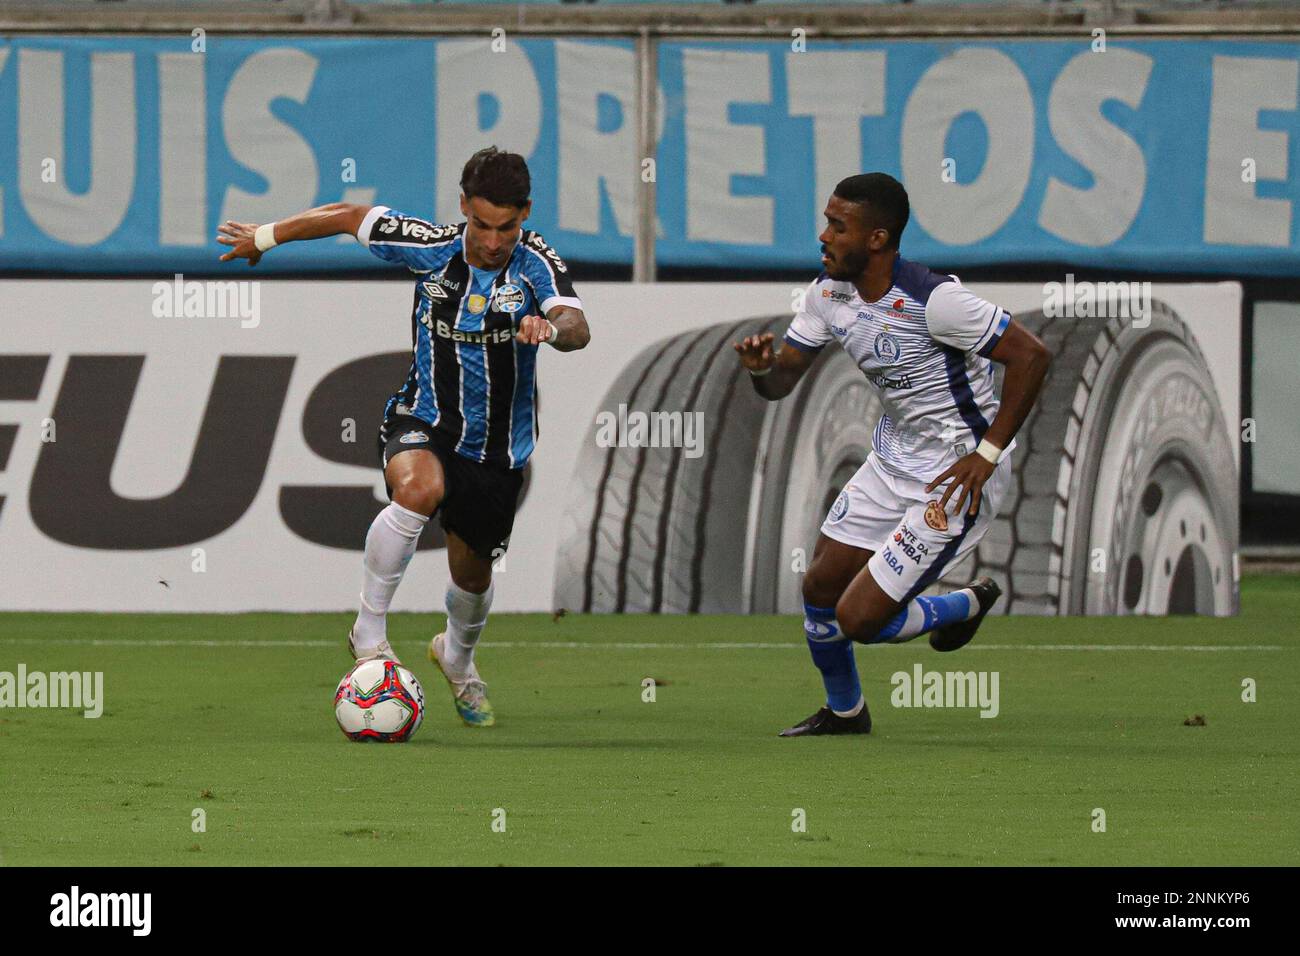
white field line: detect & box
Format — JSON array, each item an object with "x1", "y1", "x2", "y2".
[{"x1": 0, "y1": 638, "x2": 1284, "y2": 652}]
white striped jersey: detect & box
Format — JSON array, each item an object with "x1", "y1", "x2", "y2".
[
  {"x1": 784, "y1": 255, "x2": 1015, "y2": 481},
  {"x1": 357, "y1": 205, "x2": 582, "y2": 469}
]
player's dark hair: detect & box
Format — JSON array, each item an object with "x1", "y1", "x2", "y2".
[
  {"x1": 834, "y1": 173, "x2": 909, "y2": 249},
  {"x1": 460, "y1": 147, "x2": 531, "y2": 209}
]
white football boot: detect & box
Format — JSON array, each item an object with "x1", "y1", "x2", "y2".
[
  {"x1": 347, "y1": 628, "x2": 400, "y2": 664},
  {"x1": 428, "y1": 632, "x2": 495, "y2": 727}
]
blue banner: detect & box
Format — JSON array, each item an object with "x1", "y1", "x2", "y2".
[{"x1": 0, "y1": 35, "x2": 1296, "y2": 275}]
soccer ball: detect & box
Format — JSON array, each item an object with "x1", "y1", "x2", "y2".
[{"x1": 334, "y1": 659, "x2": 425, "y2": 743}]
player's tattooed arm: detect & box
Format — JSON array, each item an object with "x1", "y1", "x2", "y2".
[
  {"x1": 217, "y1": 203, "x2": 372, "y2": 266},
  {"x1": 927, "y1": 319, "x2": 1051, "y2": 516},
  {"x1": 733, "y1": 332, "x2": 817, "y2": 400},
  {"x1": 517, "y1": 306, "x2": 591, "y2": 352}
]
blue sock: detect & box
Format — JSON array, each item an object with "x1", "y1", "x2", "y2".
[
  {"x1": 803, "y1": 603, "x2": 862, "y2": 713},
  {"x1": 873, "y1": 591, "x2": 973, "y2": 644}
]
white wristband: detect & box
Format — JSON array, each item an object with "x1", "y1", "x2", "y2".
[
  {"x1": 975, "y1": 438, "x2": 1001, "y2": 464},
  {"x1": 545, "y1": 321, "x2": 559, "y2": 345},
  {"x1": 748, "y1": 365, "x2": 773, "y2": 377},
  {"x1": 254, "y1": 222, "x2": 278, "y2": 252}
]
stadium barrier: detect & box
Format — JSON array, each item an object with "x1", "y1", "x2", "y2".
[{"x1": 0, "y1": 279, "x2": 1240, "y2": 614}]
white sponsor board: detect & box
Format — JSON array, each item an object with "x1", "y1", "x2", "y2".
[{"x1": 0, "y1": 279, "x2": 1240, "y2": 612}]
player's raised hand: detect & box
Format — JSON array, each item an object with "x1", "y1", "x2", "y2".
[
  {"x1": 516, "y1": 314, "x2": 555, "y2": 346},
  {"x1": 217, "y1": 221, "x2": 263, "y2": 267},
  {"x1": 734, "y1": 332, "x2": 776, "y2": 373},
  {"x1": 926, "y1": 452, "x2": 996, "y2": 518}
]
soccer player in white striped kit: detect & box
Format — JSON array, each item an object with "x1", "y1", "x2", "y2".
[{"x1": 735, "y1": 173, "x2": 1051, "y2": 736}]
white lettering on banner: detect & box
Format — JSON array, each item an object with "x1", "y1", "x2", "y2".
[
  {"x1": 18, "y1": 50, "x2": 136, "y2": 245},
  {"x1": 158, "y1": 52, "x2": 208, "y2": 247},
  {"x1": 786, "y1": 51, "x2": 886, "y2": 225},
  {"x1": 1204, "y1": 55, "x2": 1297, "y2": 248},
  {"x1": 901, "y1": 48, "x2": 1034, "y2": 245},
  {"x1": 1039, "y1": 49, "x2": 1153, "y2": 247},
  {"x1": 219, "y1": 48, "x2": 319, "y2": 225},
  {"x1": 436, "y1": 40, "x2": 541, "y2": 223},
  {"x1": 684, "y1": 48, "x2": 774, "y2": 245},
  {"x1": 0, "y1": 41, "x2": 1295, "y2": 264},
  {"x1": 556, "y1": 40, "x2": 637, "y2": 237}
]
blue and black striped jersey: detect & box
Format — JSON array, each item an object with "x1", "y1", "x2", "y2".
[{"x1": 357, "y1": 205, "x2": 582, "y2": 469}]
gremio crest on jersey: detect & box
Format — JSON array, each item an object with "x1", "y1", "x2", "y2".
[{"x1": 492, "y1": 284, "x2": 525, "y2": 314}]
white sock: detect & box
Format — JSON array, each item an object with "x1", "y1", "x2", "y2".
[
  {"x1": 443, "y1": 580, "x2": 494, "y2": 673},
  {"x1": 352, "y1": 502, "x2": 429, "y2": 652}
]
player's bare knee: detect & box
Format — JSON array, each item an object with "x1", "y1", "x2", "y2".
[
  {"x1": 452, "y1": 567, "x2": 492, "y2": 594},
  {"x1": 391, "y1": 472, "x2": 443, "y2": 516},
  {"x1": 801, "y1": 566, "x2": 843, "y2": 609},
  {"x1": 835, "y1": 598, "x2": 884, "y2": 644}
]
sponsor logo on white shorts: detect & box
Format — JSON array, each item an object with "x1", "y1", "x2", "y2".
[
  {"x1": 829, "y1": 490, "x2": 849, "y2": 522},
  {"x1": 398, "y1": 431, "x2": 428, "y2": 444},
  {"x1": 892, "y1": 523, "x2": 931, "y2": 565}
]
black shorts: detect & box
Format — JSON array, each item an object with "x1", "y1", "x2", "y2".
[{"x1": 379, "y1": 415, "x2": 525, "y2": 561}]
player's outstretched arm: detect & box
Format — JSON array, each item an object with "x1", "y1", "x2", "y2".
[
  {"x1": 734, "y1": 332, "x2": 816, "y2": 401},
  {"x1": 516, "y1": 306, "x2": 591, "y2": 353},
  {"x1": 216, "y1": 202, "x2": 372, "y2": 266}
]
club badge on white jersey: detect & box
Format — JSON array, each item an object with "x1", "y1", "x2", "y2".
[{"x1": 785, "y1": 255, "x2": 1015, "y2": 481}]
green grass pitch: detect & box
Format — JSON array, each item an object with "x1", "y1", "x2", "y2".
[{"x1": 1, "y1": 576, "x2": 1297, "y2": 866}]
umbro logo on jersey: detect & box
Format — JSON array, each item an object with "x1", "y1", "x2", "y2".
[{"x1": 422, "y1": 281, "x2": 448, "y2": 301}]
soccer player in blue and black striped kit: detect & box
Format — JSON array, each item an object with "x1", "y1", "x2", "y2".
[{"x1": 218, "y1": 148, "x2": 590, "y2": 728}]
